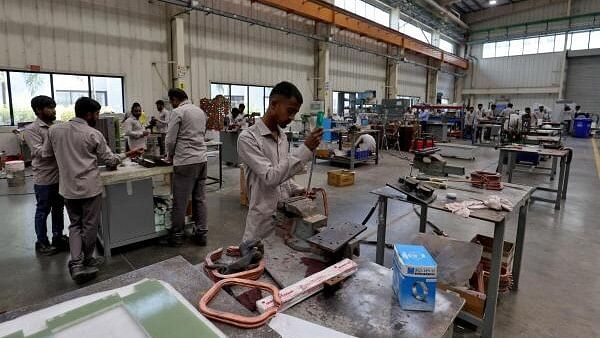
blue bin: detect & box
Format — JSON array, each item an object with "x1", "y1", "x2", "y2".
[{"x1": 573, "y1": 118, "x2": 592, "y2": 138}]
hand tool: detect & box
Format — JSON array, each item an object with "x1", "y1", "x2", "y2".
[{"x1": 305, "y1": 111, "x2": 324, "y2": 193}]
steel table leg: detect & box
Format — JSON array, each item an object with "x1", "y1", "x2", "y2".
[
  {"x1": 350, "y1": 133, "x2": 356, "y2": 170},
  {"x1": 512, "y1": 200, "x2": 529, "y2": 289},
  {"x1": 375, "y1": 196, "x2": 387, "y2": 266},
  {"x1": 481, "y1": 219, "x2": 505, "y2": 338},
  {"x1": 562, "y1": 157, "x2": 570, "y2": 200},
  {"x1": 507, "y1": 152, "x2": 516, "y2": 183},
  {"x1": 496, "y1": 150, "x2": 504, "y2": 174},
  {"x1": 550, "y1": 157, "x2": 557, "y2": 181},
  {"x1": 555, "y1": 157, "x2": 566, "y2": 210},
  {"x1": 419, "y1": 204, "x2": 428, "y2": 233},
  {"x1": 219, "y1": 144, "x2": 223, "y2": 189}
]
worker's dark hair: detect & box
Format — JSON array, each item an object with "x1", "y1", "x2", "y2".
[
  {"x1": 168, "y1": 88, "x2": 188, "y2": 101},
  {"x1": 74, "y1": 97, "x2": 101, "y2": 118},
  {"x1": 155, "y1": 100, "x2": 165, "y2": 106},
  {"x1": 239, "y1": 103, "x2": 245, "y2": 108},
  {"x1": 477, "y1": 103, "x2": 483, "y2": 107},
  {"x1": 508, "y1": 103, "x2": 513, "y2": 108},
  {"x1": 491, "y1": 104, "x2": 497, "y2": 108},
  {"x1": 576, "y1": 105, "x2": 581, "y2": 110},
  {"x1": 525, "y1": 107, "x2": 531, "y2": 113},
  {"x1": 232, "y1": 107, "x2": 241, "y2": 119},
  {"x1": 30, "y1": 95, "x2": 56, "y2": 115},
  {"x1": 270, "y1": 81, "x2": 303, "y2": 105},
  {"x1": 131, "y1": 102, "x2": 141, "y2": 113}
]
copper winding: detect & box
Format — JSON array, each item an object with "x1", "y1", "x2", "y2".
[
  {"x1": 204, "y1": 247, "x2": 265, "y2": 281},
  {"x1": 311, "y1": 187, "x2": 329, "y2": 217},
  {"x1": 199, "y1": 278, "x2": 281, "y2": 328}
]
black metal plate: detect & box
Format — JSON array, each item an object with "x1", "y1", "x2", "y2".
[{"x1": 307, "y1": 222, "x2": 367, "y2": 253}]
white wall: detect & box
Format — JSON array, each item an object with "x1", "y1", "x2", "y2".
[
  {"x1": 330, "y1": 44, "x2": 387, "y2": 98},
  {"x1": 397, "y1": 54, "x2": 428, "y2": 100},
  {"x1": 437, "y1": 72, "x2": 455, "y2": 103},
  {"x1": 0, "y1": 0, "x2": 170, "y2": 117}
]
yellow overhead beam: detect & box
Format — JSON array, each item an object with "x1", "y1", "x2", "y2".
[{"x1": 253, "y1": 0, "x2": 468, "y2": 69}]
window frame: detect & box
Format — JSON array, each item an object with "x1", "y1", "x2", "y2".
[
  {"x1": 210, "y1": 82, "x2": 275, "y2": 116},
  {"x1": 0, "y1": 69, "x2": 124, "y2": 126}
]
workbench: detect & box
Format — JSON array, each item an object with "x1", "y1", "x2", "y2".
[
  {"x1": 497, "y1": 146, "x2": 571, "y2": 210},
  {"x1": 330, "y1": 129, "x2": 381, "y2": 169},
  {"x1": 427, "y1": 122, "x2": 452, "y2": 142},
  {"x1": 100, "y1": 163, "x2": 173, "y2": 259},
  {"x1": 261, "y1": 235, "x2": 464, "y2": 338},
  {"x1": 473, "y1": 121, "x2": 503, "y2": 147},
  {"x1": 0, "y1": 256, "x2": 276, "y2": 338},
  {"x1": 371, "y1": 182, "x2": 534, "y2": 338},
  {"x1": 206, "y1": 140, "x2": 223, "y2": 189}
]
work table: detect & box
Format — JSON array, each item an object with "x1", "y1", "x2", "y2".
[{"x1": 100, "y1": 161, "x2": 173, "y2": 185}]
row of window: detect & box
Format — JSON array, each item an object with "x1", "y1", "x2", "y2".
[
  {"x1": 0, "y1": 70, "x2": 123, "y2": 126},
  {"x1": 334, "y1": 0, "x2": 390, "y2": 27},
  {"x1": 482, "y1": 29, "x2": 600, "y2": 59},
  {"x1": 210, "y1": 83, "x2": 273, "y2": 116}
]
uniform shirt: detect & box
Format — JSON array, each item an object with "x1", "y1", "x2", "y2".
[
  {"x1": 123, "y1": 118, "x2": 147, "y2": 150},
  {"x1": 238, "y1": 118, "x2": 312, "y2": 240},
  {"x1": 464, "y1": 111, "x2": 474, "y2": 126},
  {"x1": 156, "y1": 109, "x2": 172, "y2": 133},
  {"x1": 44, "y1": 117, "x2": 124, "y2": 200},
  {"x1": 22, "y1": 119, "x2": 59, "y2": 185},
  {"x1": 355, "y1": 134, "x2": 377, "y2": 152},
  {"x1": 418, "y1": 110, "x2": 430, "y2": 122},
  {"x1": 165, "y1": 100, "x2": 207, "y2": 166},
  {"x1": 475, "y1": 109, "x2": 486, "y2": 124},
  {"x1": 501, "y1": 108, "x2": 514, "y2": 118}
]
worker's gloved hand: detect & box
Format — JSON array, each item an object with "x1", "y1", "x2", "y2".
[{"x1": 304, "y1": 128, "x2": 324, "y2": 150}]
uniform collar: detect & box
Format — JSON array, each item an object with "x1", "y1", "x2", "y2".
[
  {"x1": 256, "y1": 118, "x2": 278, "y2": 137},
  {"x1": 71, "y1": 117, "x2": 88, "y2": 125},
  {"x1": 35, "y1": 118, "x2": 51, "y2": 128}
]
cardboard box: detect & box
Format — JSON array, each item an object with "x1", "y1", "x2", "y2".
[
  {"x1": 392, "y1": 244, "x2": 437, "y2": 311},
  {"x1": 327, "y1": 170, "x2": 355, "y2": 187}
]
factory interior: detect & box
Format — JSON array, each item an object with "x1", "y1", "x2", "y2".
[{"x1": 0, "y1": 0, "x2": 599, "y2": 337}]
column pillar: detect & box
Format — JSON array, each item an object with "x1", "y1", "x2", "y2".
[
  {"x1": 171, "y1": 16, "x2": 187, "y2": 90},
  {"x1": 385, "y1": 46, "x2": 400, "y2": 100},
  {"x1": 426, "y1": 59, "x2": 441, "y2": 103}
]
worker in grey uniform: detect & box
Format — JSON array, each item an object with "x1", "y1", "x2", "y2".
[
  {"x1": 165, "y1": 88, "x2": 208, "y2": 246},
  {"x1": 23, "y1": 95, "x2": 68, "y2": 255},
  {"x1": 44, "y1": 97, "x2": 143, "y2": 283},
  {"x1": 237, "y1": 81, "x2": 323, "y2": 241},
  {"x1": 123, "y1": 102, "x2": 149, "y2": 150},
  {"x1": 354, "y1": 133, "x2": 377, "y2": 153}
]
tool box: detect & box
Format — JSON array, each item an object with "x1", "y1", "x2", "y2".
[
  {"x1": 392, "y1": 244, "x2": 437, "y2": 311},
  {"x1": 327, "y1": 170, "x2": 355, "y2": 187}
]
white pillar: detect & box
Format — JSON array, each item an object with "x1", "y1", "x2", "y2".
[{"x1": 171, "y1": 16, "x2": 187, "y2": 90}]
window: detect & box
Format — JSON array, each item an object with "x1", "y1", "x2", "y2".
[
  {"x1": 9, "y1": 72, "x2": 52, "y2": 124},
  {"x1": 0, "y1": 72, "x2": 9, "y2": 125},
  {"x1": 495, "y1": 41, "x2": 509, "y2": 57},
  {"x1": 439, "y1": 39, "x2": 455, "y2": 54},
  {"x1": 0, "y1": 70, "x2": 124, "y2": 126},
  {"x1": 554, "y1": 34, "x2": 565, "y2": 52},
  {"x1": 91, "y1": 77, "x2": 124, "y2": 114},
  {"x1": 332, "y1": 91, "x2": 339, "y2": 116},
  {"x1": 589, "y1": 30, "x2": 600, "y2": 49},
  {"x1": 482, "y1": 43, "x2": 496, "y2": 58},
  {"x1": 569, "y1": 31, "x2": 590, "y2": 50},
  {"x1": 538, "y1": 35, "x2": 555, "y2": 53},
  {"x1": 509, "y1": 39, "x2": 523, "y2": 56},
  {"x1": 397, "y1": 19, "x2": 431, "y2": 44},
  {"x1": 210, "y1": 83, "x2": 273, "y2": 116},
  {"x1": 335, "y1": 0, "x2": 390, "y2": 27},
  {"x1": 374, "y1": 7, "x2": 389, "y2": 26},
  {"x1": 522, "y1": 37, "x2": 539, "y2": 55}
]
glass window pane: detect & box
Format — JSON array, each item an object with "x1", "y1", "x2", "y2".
[
  {"x1": 365, "y1": 3, "x2": 375, "y2": 22},
  {"x1": 554, "y1": 34, "x2": 565, "y2": 52},
  {"x1": 509, "y1": 39, "x2": 523, "y2": 56},
  {"x1": 496, "y1": 41, "x2": 509, "y2": 57},
  {"x1": 345, "y1": 0, "x2": 355, "y2": 13},
  {"x1": 335, "y1": 0, "x2": 344, "y2": 7},
  {"x1": 375, "y1": 8, "x2": 389, "y2": 26},
  {"x1": 264, "y1": 87, "x2": 272, "y2": 113},
  {"x1": 91, "y1": 77, "x2": 123, "y2": 114},
  {"x1": 355, "y1": 0, "x2": 365, "y2": 18},
  {"x1": 483, "y1": 43, "x2": 496, "y2": 58},
  {"x1": 522, "y1": 37, "x2": 539, "y2": 55},
  {"x1": 570, "y1": 31, "x2": 589, "y2": 50},
  {"x1": 589, "y1": 30, "x2": 600, "y2": 49},
  {"x1": 9, "y1": 72, "x2": 52, "y2": 124},
  {"x1": 0, "y1": 72, "x2": 9, "y2": 125},
  {"x1": 230, "y1": 85, "x2": 248, "y2": 110},
  {"x1": 211, "y1": 83, "x2": 230, "y2": 99},
  {"x1": 440, "y1": 39, "x2": 455, "y2": 54},
  {"x1": 53, "y1": 74, "x2": 89, "y2": 122},
  {"x1": 248, "y1": 86, "x2": 265, "y2": 116},
  {"x1": 538, "y1": 35, "x2": 555, "y2": 53}
]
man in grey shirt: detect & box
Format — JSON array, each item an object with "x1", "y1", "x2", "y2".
[
  {"x1": 123, "y1": 102, "x2": 149, "y2": 150},
  {"x1": 23, "y1": 95, "x2": 68, "y2": 255},
  {"x1": 238, "y1": 81, "x2": 323, "y2": 241},
  {"x1": 165, "y1": 89, "x2": 208, "y2": 246},
  {"x1": 44, "y1": 97, "x2": 143, "y2": 283}
]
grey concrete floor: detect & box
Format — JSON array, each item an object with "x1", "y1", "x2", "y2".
[{"x1": 0, "y1": 137, "x2": 599, "y2": 337}]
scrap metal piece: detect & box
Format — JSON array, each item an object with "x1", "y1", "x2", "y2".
[{"x1": 307, "y1": 222, "x2": 366, "y2": 253}]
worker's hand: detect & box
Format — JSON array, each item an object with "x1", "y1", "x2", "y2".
[
  {"x1": 126, "y1": 148, "x2": 145, "y2": 158},
  {"x1": 143, "y1": 131, "x2": 150, "y2": 137},
  {"x1": 304, "y1": 128, "x2": 324, "y2": 151}
]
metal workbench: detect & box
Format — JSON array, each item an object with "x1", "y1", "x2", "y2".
[
  {"x1": 427, "y1": 122, "x2": 452, "y2": 142},
  {"x1": 371, "y1": 182, "x2": 534, "y2": 338},
  {"x1": 329, "y1": 129, "x2": 381, "y2": 169},
  {"x1": 497, "y1": 146, "x2": 571, "y2": 210}
]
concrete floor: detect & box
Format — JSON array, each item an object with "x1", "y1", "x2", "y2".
[{"x1": 0, "y1": 137, "x2": 598, "y2": 337}]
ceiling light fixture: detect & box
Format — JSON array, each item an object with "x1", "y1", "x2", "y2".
[{"x1": 489, "y1": 0, "x2": 497, "y2": 4}]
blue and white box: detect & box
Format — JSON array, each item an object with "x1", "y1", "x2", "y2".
[{"x1": 392, "y1": 244, "x2": 437, "y2": 311}]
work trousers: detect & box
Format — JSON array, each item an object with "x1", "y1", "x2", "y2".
[
  {"x1": 171, "y1": 162, "x2": 207, "y2": 235},
  {"x1": 64, "y1": 194, "x2": 102, "y2": 262},
  {"x1": 33, "y1": 183, "x2": 65, "y2": 244}
]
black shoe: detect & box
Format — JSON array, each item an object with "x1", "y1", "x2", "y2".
[
  {"x1": 192, "y1": 231, "x2": 207, "y2": 246},
  {"x1": 35, "y1": 241, "x2": 58, "y2": 256},
  {"x1": 83, "y1": 256, "x2": 105, "y2": 268},
  {"x1": 164, "y1": 232, "x2": 184, "y2": 247},
  {"x1": 69, "y1": 260, "x2": 98, "y2": 284},
  {"x1": 52, "y1": 235, "x2": 69, "y2": 252}
]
